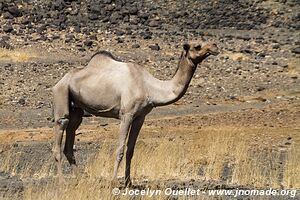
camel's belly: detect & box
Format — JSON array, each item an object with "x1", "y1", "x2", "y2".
[{"x1": 72, "y1": 98, "x2": 121, "y2": 119}]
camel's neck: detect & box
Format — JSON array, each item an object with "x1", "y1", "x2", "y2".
[{"x1": 149, "y1": 53, "x2": 198, "y2": 107}]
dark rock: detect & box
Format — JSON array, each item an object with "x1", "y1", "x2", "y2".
[
  {"x1": 240, "y1": 48, "x2": 253, "y2": 54},
  {"x1": 291, "y1": 75, "x2": 298, "y2": 79},
  {"x1": 110, "y1": 12, "x2": 123, "y2": 24},
  {"x1": 90, "y1": 5, "x2": 103, "y2": 15},
  {"x1": 291, "y1": 47, "x2": 300, "y2": 54},
  {"x1": 103, "y1": 0, "x2": 112, "y2": 4},
  {"x1": 236, "y1": 35, "x2": 251, "y2": 41},
  {"x1": 128, "y1": 7, "x2": 138, "y2": 15},
  {"x1": 65, "y1": 34, "x2": 75, "y2": 43},
  {"x1": 37, "y1": 25, "x2": 46, "y2": 34},
  {"x1": 279, "y1": 63, "x2": 288, "y2": 68},
  {"x1": 84, "y1": 40, "x2": 93, "y2": 47},
  {"x1": 138, "y1": 12, "x2": 149, "y2": 20},
  {"x1": 256, "y1": 86, "x2": 266, "y2": 92},
  {"x1": 52, "y1": 0, "x2": 66, "y2": 11},
  {"x1": 257, "y1": 52, "x2": 266, "y2": 58},
  {"x1": 148, "y1": 20, "x2": 160, "y2": 27},
  {"x1": 102, "y1": 16, "x2": 109, "y2": 22},
  {"x1": 272, "y1": 44, "x2": 280, "y2": 49},
  {"x1": 8, "y1": 5, "x2": 22, "y2": 17},
  {"x1": 141, "y1": 31, "x2": 152, "y2": 40},
  {"x1": 40, "y1": 35, "x2": 47, "y2": 41},
  {"x1": 74, "y1": 25, "x2": 81, "y2": 33},
  {"x1": 115, "y1": 29, "x2": 125, "y2": 36},
  {"x1": 126, "y1": 29, "x2": 133, "y2": 35},
  {"x1": 89, "y1": 35, "x2": 97, "y2": 40},
  {"x1": 3, "y1": 24, "x2": 13, "y2": 33},
  {"x1": 123, "y1": 15, "x2": 129, "y2": 22},
  {"x1": 149, "y1": 44, "x2": 160, "y2": 51},
  {"x1": 105, "y1": 4, "x2": 115, "y2": 12},
  {"x1": 88, "y1": 13, "x2": 99, "y2": 20},
  {"x1": 2, "y1": 12, "x2": 13, "y2": 19},
  {"x1": 0, "y1": 39, "x2": 12, "y2": 49},
  {"x1": 116, "y1": 37, "x2": 124, "y2": 43},
  {"x1": 21, "y1": 17, "x2": 30, "y2": 25},
  {"x1": 130, "y1": 17, "x2": 139, "y2": 25},
  {"x1": 132, "y1": 43, "x2": 140, "y2": 48},
  {"x1": 18, "y1": 98, "x2": 26, "y2": 106}
]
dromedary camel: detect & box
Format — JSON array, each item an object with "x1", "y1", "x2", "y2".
[{"x1": 52, "y1": 42, "x2": 219, "y2": 186}]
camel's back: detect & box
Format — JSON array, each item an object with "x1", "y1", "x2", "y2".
[{"x1": 68, "y1": 53, "x2": 147, "y2": 109}]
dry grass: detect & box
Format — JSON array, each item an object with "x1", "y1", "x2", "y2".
[
  {"x1": 20, "y1": 124, "x2": 299, "y2": 200},
  {"x1": 0, "y1": 48, "x2": 37, "y2": 62}
]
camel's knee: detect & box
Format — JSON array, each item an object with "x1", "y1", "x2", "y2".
[
  {"x1": 116, "y1": 148, "x2": 125, "y2": 162},
  {"x1": 117, "y1": 153, "x2": 124, "y2": 162}
]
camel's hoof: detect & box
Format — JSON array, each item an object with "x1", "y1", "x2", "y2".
[{"x1": 71, "y1": 165, "x2": 79, "y2": 177}]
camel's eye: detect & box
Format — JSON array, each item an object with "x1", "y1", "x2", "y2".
[{"x1": 194, "y1": 45, "x2": 201, "y2": 51}]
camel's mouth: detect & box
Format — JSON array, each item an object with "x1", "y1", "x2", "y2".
[{"x1": 207, "y1": 43, "x2": 219, "y2": 56}]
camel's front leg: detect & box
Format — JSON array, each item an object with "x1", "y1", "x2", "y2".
[
  {"x1": 53, "y1": 118, "x2": 69, "y2": 183},
  {"x1": 125, "y1": 116, "x2": 145, "y2": 187},
  {"x1": 112, "y1": 113, "x2": 133, "y2": 183}
]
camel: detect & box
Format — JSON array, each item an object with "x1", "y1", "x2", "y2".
[{"x1": 52, "y1": 42, "x2": 219, "y2": 186}]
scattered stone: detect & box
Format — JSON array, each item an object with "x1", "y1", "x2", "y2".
[
  {"x1": 116, "y1": 37, "x2": 124, "y2": 43},
  {"x1": 8, "y1": 5, "x2": 22, "y2": 17},
  {"x1": 148, "y1": 20, "x2": 160, "y2": 27},
  {"x1": 149, "y1": 44, "x2": 160, "y2": 51},
  {"x1": 65, "y1": 34, "x2": 75, "y2": 43},
  {"x1": 132, "y1": 43, "x2": 140, "y2": 48},
  {"x1": 3, "y1": 25, "x2": 13, "y2": 33},
  {"x1": 291, "y1": 47, "x2": 300, "y2": 54},
  {"x1": 84, "y1": 40, "x2": 93, "y2": 47},
  {"x1": 88, "y1": 13, "x2": 98, "y2": 20},
  {"x1": 128, "y1": 7, "x2": 138, "y2": 15},
  {"x1": 256, "y1": 86, "x2": 266, "y2": 92},
  {"x1": 271, "y1": 44, "x2": 280, "y2": 49},
  {"x1": 18, "y1": 98, "x2": 26, "y2": 106},
  {"x1": 141, "y1": 31, "x2": 152, "y2": 40},
  {"x1": 110, "y1": 13, "x2": 123, "y2": 24},
  {"x1": 115, "y1": 29, "x2": 125, "y2": 36},
  {"x1": 2, "y1": 12, "x2": 13, "y2": 19},
  {"x1": 257, "y1": 52, "x2": 266, "y2": 58},
  {"x1": 0, "y1": 39, "x2": 12, "y2": 49},
  {"x1": 52, "y1": 0, "x2": 66, "y2": 11},
  {"x1": 291, "y1": 75, "x2": 298, "y2": 79}
]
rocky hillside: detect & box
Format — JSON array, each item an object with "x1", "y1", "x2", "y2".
[
  {"x1": 1, "y1": 0, "x2": 299, "y2": 41},
  {"x1": 1, "y1": 0, "x2": 300, "y2": 129}
]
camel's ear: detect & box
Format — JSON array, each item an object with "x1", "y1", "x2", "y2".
[{"x1": 183, "y1": 43, "x2": 190, "y2": 51}]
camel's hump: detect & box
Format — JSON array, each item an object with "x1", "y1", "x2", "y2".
[{"x1": 90, "y1": 50, "x2": 121, "y2": 62}]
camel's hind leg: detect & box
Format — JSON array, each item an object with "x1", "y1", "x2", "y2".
[
  {"x1": 52, "y1": 81, "x2": 70, "y2": 182},
  {"x1": 64, "y1": 107, "x2": 83, "y2": 175}
]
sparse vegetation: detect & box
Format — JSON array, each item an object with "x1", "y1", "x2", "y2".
[
  {"x1": 1, "y1": 114, "x2": 298, "y2": 199},
  {"x1": 0, "y1": 48, "x2": 37, "y2": 62}
]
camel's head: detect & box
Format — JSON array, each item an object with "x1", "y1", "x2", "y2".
[{"x1": 183, "y1": 42, "x2": 219, "y2": 65}]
